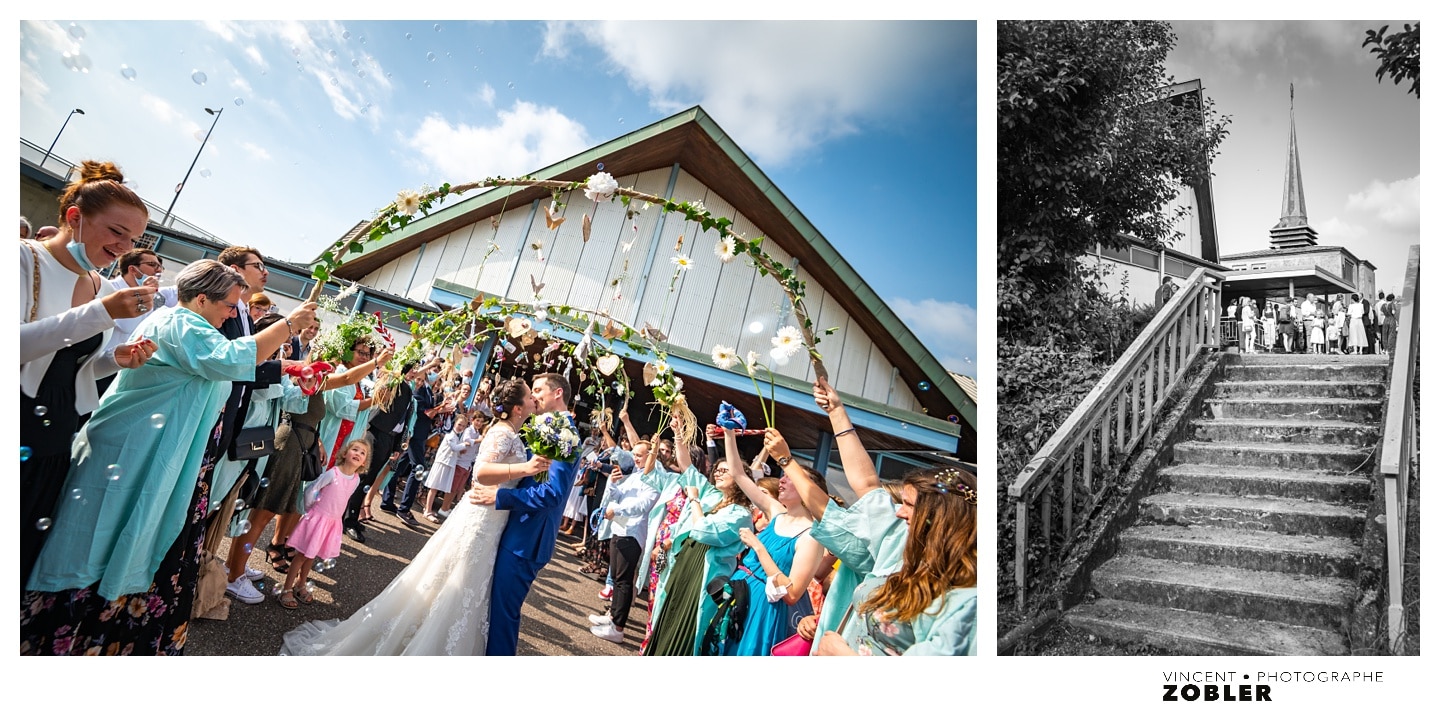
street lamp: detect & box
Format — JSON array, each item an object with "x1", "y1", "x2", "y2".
[
  {"x1": 41, "y1": 108, "x2": 85, "y2": 167},
  {"x1": 161, "y1": 106, "x2": 224, "y2": 228}
]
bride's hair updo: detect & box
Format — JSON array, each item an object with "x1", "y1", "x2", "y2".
[{"x1": 489, "y1": 379, "x2": 529, "y2": 421}]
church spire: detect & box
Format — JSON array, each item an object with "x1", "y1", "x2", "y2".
[{"x1": 1270, "y1": 82, "x2": 1319, "y2": 248}]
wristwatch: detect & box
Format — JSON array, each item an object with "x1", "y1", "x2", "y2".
[{"x1": 776, "y1": 455, "x2": 792, "y2": 468}]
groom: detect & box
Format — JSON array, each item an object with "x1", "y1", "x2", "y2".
[{"x1": 468, "y1": 372, "x2": 579, "y2": 655}]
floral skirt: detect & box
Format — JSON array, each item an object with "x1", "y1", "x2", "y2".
[{"x1": 20, "y1": 476, "x2": 211, "y2": 656}]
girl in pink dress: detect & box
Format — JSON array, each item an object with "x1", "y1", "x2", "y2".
[{"x1": 280, "y1": 439, "x2": 371, "y2": 609}]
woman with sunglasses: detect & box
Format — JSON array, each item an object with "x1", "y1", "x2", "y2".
[{"x1": 23, "y1": 260, "x2": 316, "y2": 655}]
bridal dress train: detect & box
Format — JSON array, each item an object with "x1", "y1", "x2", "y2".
[{"x1": 280, "y1": 426, "x2": 528, "y2": 655}]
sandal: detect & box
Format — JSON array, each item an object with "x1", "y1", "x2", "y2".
[
  {"x1": 278, "y1": 590, "x2": 299, "y2": 609},
  {"x1": 358, "y1": 505, "x2": 375, "y2": 523},
  {"x1": 266, "y1": 543, "x2": 292, "y2": 574},
  {"x1": 294, "y1": 585, "x2": 314, "y2": 605},
  {"x1": 424, "y1": 512, "x2": 441, "y2": 524}
]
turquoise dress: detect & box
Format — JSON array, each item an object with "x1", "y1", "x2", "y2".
[
  {"x1": 724, "y1": 522, "x2": 811, "y2": 656},
  {"x1": 28, "y1": 306, "x2": 257, "y2": 599},
  {"x1": 809, "y1": 488, "x2": 977, "y2": 656}
]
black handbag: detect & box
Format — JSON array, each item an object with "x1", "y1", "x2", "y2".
[
  {"x1": 229, "y1": 426, "x2": 276, "y2": 461},
  {"x1": 290, "y1": 421, "x2": 325, "y2": 481}
]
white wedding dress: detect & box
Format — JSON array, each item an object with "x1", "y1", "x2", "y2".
[{"x1": 280, "y1": 425, "x2": 527, "y2": 656}]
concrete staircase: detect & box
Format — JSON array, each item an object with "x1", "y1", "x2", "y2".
[{"x1": 1066, "y1": 354, "x2": 1386, "y2": 655}]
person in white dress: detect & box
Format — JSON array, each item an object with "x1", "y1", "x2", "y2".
[
  {"x1": 280, "y1": 379, "x2": 550, "y2": 656},
  {"x1": 422, "y1": 412, "x2": 471, "y2": 523}
]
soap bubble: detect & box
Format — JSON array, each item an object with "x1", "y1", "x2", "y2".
[
  {"x1": 243, "y1": 543, "x2": 253, "y2": 553},
  {"x1": 36, "y1": 518, "x2": 53, "y2": 531},
  {"x1": 357, "y1": 70, "x2": 365, "y2": 78},
  {"x1": 150, "y1": 413, "x2": 166, "y2": 428},
  {"x1": 507, "y1": 81, "x2": 514, "y2": 89},
  {"x1": 191, "y1": 69, "x2": 207, "y2": 85},
  {"x1": 423, "y1": 80, "x2": 430, "y2": 88},
  {"x1": 70, "y1": 488, "x2": 83, "y2": 500},
  {"x1": 21, "y1": 446, "x2": 33, "y2": 462},
  {"x1": 597, "y1": 163, "x2": 605, "y2": 171},
  {"x1": 947, "y1": 414, "x2": 960, "y2": 424},
  {"x1": 434, "y1": 23, "x2": 442, "y2": 32},
  {"x1": 259, "y1": 477, "x2": 270, "y2": 488},
  {"x1": 427, "y1": 51, "x2": 436, "y2": 62},
  {"x1": 194, "y1": 130, "x2": 206, "y2": 142},
  {"x1": 106, "y1": 464, "x2": 123, "y2": 480},
  {"x1": 234, "y1": 97, "x2": 244, "y2": 106},
  {"x1": 292, "y1": 46, "x2": 301, "y2": 57},
  {"x1": 328, "y1": 49, "x2": 337, "y2": 59},
  {"x1": 351, "y1": 58, "x2": 360, "y2": 68},
  {"x1": 237, "y1": 520, "x2": 252, "y2": 535},
  {"x1": 341, "y1": 30, "x2": 351, "y2": 40},
  {"x1": 62, "y1": 51, "x2": 93, "y2": 73},
  {"x1": 405, "y1": 32, "x2": 412, "y2": 40},
  {"x1": 359, "y1": 35, "x2": 366, "y2": 44},
  {"x1": 67, "y1": 23, "x2": 86, "y2": 40},
  {"x1": 199, "y1": 168, "x2": 212, "y2": 178},
  {"x1": 120, "y1": 64, "x2": 137, "y2": 80},
  {"x1": 917, "y1": 381, "x2": 932, "y2": 392},
  {"x1": 618, "y1": 117, "x2": 625, "y2": 124},
  {"x1": 42, "y1": 419, "x2": 52, "y2": 427},
  {"x1": 33, "y1": 405, "x2": 48, "y2": 417}
]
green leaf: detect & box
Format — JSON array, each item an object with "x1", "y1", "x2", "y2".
[
  {"x1": 348, "y1": 241, "x2": 366, "y2": 254},
  {"x1": 824, "y1": 326, "x2": 840, "y2": 336},
  {"x1": 321, "y1": 251, "x2": 335, "y2": 264}
]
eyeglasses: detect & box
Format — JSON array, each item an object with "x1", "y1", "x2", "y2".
[
  {"x1": 141, "y1": 260, "x2": 164, "y2": 272},
  {"x1": 204, "y1": 295, "x2": 239, "y2": 312},
  {"x1": 240, "y1": 261, "x2": 267, "y2": 272},
  {"x1": 352, "y1": 348, "x2": 374, "y2": 357}
]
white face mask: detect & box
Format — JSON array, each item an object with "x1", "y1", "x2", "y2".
[{"x1": 64, "y1": 215, "x2": 98, "y2": 271}]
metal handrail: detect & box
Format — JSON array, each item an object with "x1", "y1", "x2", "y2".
[
  {"x1": 1009, "y1": 266, "x2": 1222, "y2": 610},
  {"x1": 1378, "y1": 244, "x2": 1418, "y2": 651}
]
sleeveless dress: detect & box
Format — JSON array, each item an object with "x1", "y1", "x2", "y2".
[
  {"x1": 280, "y1": 425, "x2": 527, "y2": 655},
  {"x1": 286, "y1": 469, "x2": 362, "y2": 560},
  {"x1": 725, "y1": 522, "x2": 811, "y2": 656}
]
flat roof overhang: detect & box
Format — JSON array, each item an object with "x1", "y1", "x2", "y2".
[{"x1": 1220, "y1": 266, "x2": 1357, "y2": 301}]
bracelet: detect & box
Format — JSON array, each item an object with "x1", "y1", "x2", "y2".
[
  {"x1": 283, "y1": 318, "x2": 294, "y2": 335},
  {"x1": 833, "y1": 428, "x2": 856, "y2": 438}
]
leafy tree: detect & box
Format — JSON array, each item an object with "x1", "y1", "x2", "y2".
[
  {"x1": 1363, "y1": 23, "x2": 1420, "y2": 98},
  {"x1": 997, "y1": 21, "x2": 1229, "y2": 348}
]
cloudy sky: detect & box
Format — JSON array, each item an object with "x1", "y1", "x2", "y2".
[
  {"x1": 17, "y1": 19, "x2": 978, "y2": 378},
  {"x1": 1167, "y1": 20, "x2": 1419, "y2": 295}
]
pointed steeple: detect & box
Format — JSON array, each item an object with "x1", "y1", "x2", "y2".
[{"x1": 1270, "y1": 83, "x2": 1319, "y2": 248}]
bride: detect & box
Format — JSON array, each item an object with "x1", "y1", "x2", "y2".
[{"x1": 281, "y1": 379, "x2": 550, "y2": 655}]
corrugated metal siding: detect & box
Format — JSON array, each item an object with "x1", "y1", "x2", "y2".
[
  {"x1": 699, "y1": 207, "x2": 764, "y2": 356},
  {"x1": 634, "y1": 171, "x2": 709, "y2": 333},
  {"x1": 601, "y1": 168, "x2": 674, "y2": 325},
  {"x1": 862, "y1": 343, "x2": 894, "y2": 404},
  {"x1": 476, "y1": 209, "x2": 534, "y2": 296},
  {"x1": 890, "y1": 384, "x2": 919, "y2": 413},
  {"x1": 809, "y1": 277, "x2": 854, "y2": 389},
  {"x1": 564, "y1": 172, "x2": 637, "y2": 313},
  {"x1": 835, "y1": 315, "x2": 872, "y2": 394},
  {"x1": 667, "y1": 183, "x2": 732, "y2": 353}
]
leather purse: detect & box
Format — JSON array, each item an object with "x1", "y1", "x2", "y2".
[
  {"x1": 229, "y1": 426, "x2": 276, "y2": 461},
  {"x1": 770, "y1": 632, "x2": 811, "y2": 656}
]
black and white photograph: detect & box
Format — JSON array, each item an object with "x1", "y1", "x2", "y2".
[{"x1": 997, "y1": 20, "x2": 1420, "y2": 656}]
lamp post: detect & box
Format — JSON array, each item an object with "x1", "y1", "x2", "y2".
[
  {"x1": 161, "y1": 106, "x2": 223, "y2": 228},
  {"x1": 40, "y1": 108, "x2": 85, "y2": 167}
]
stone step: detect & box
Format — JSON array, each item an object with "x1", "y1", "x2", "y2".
[
  {"x1": 1091, "y1": 555, "x2": 1355, "y2": 630},
  {"x1": 1223, "y1": 357, "x2": 1388, "y2": 382},
  {"x1": 1189, "y1": 418, "x2": 1379, "y2": 447},
  {"x1": 1159, "y1": 464, "x2": 1369, "y2": 504},
  {"x1": 1140, "y1": 492, "x2": 1365, "y2": 538},
  {"x1": 1119, "y1": 524, "x2": 1359, "y2": 578},
  {"x1": 1172, "y1": 440, "x2": 1373, "y2": 473},
  {"x1": 1204, "y1": 397, "x2": 1383, "y2": 423},
  {"x1": 1066, "y1": 598, "x2": 1349, "y2": 656},
  {"x1": 1213, "y1": 380, "x2": 1386, "y2": 400}
]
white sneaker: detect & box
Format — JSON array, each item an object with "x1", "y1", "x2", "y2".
[
  {"x1": 437, "y1": 508, "x2": 451, "y2": 519},
  {"x1": 590, "y1": 623, "x2": 624, "y2": 643},
  {"x1": 245, "y1": 567, "x2": 265, "y2": 582},
  {"x1": 588, "y1": 612, "x2": 612, "y2": 626},
  {"x1": 598, "y1": 585, "x2": 613, "y2": 601},
  {"x1": 226, "y1": 576, "x2": 265, "y2": 604}
]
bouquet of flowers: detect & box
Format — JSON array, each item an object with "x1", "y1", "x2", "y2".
[{"x1": 519, "y1": 411, "x2": 581, "y2": 483}]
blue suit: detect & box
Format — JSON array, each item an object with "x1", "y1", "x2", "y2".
[{"x1": 485, "y1": 435, "x2": 579, "y2": 656}]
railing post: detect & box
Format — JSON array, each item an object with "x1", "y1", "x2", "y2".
[{"x1": 1015, "y1": 505, "x2": 1029, "y2": 611}]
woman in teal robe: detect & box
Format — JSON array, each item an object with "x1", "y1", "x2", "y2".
[
  {"x1": 21, "y1": 260, "x2": 313, "y2": 656},
  {"x1": 641, "y1": 442, "x2": 751, "y2": 656}
]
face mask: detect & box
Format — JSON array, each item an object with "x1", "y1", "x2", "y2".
[
  {"x1": 65, "y1": 216, "x2": 98, "y2": 271},
  {"x1": 427, "y1": 372, "x2": 439, "y2": 384}
]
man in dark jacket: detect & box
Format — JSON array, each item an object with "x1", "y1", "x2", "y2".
[{"x1": 381, "y1": 362, "x2": 448, "y2": 526}]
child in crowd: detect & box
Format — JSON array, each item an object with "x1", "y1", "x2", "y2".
[
  {"x1": 1309, "y1": 312, "x2": 1327, "y2": 354},
  {"x1": 280, "y1": 439, "x2": 372, "y2": 609},
  {"x1": 422, "y1": 413, "x2": 471, "y2": 523}
]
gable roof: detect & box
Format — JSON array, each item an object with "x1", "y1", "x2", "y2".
[{"x1": 333, "y1": 106, "x2": 977, "y2": 435}]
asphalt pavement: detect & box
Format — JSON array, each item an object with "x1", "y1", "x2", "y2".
[{"x1": 187, "y1": 508, "x2": 643, "y2": 656}]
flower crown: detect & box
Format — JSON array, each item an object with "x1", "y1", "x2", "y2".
[{"x1": 933, "y1": 468, "x2": 977, "y2": 504}]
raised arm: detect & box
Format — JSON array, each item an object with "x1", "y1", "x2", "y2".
[
  {"x1": 725, "y1": 428, "x2": 781, "y2": 518},
  {"x1": 813, "y1": 377, "x2": 880, "y2": 501},
  {"x1": 763, "y1": 428, "x2": 828, "y2": 521},
  {"x1": 322, "y1": 347, "x2": 389, "y2": 390}
]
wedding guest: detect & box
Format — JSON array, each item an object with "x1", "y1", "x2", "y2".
[
  {"x1": 587, "y1": 452, "x2": 658, "y2": 644},
  {"x1": 641, "y1": 433, "x2": 750, "y2": 656},
  {"x1": 20, "y1": 160, "x2": 157, "y2": 587},
  {"x1": 1347, "y1": 293, "x2": 1369, "y2": 355},
  {"x1": 279, "y1": 440, "x2": 371, "y2": 609},
  {"x1": 771, "y1": 378, "x2": 977, "y2": 656},
  {"x1": 422, "y1": 412, "x2": 471, "y2": 523},
  {"x1": 20, "y1": 215, "x2": 32, "y2": 239},
  {"x1": 23, "y1": 260, "x2": 314, "y2": 655}
]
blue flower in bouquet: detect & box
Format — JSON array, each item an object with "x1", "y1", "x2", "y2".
[{"x1": 519, "y1": 411, "x2": 580, "y2": 483}]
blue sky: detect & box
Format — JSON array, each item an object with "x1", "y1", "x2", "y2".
[
  {"x1": 18, "y1": 19, "x2": 978, "y2": 378},
  {"x1": 1167, "y1": 20, "x2": 1419, "y2": 295}
]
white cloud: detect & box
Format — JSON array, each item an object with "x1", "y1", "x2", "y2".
[
  {"x1": 20, "y1": 59, "x2": 51, "y2": 106},
  {"x1": 140, "y1": 93, "x2": 186, "y2": 127},
  {"x1": 404, "y1": 102, "x2": 590, "y2": 180},
  {"x1": 887, "y1": 297, "x2": 977, "y2": 376},
  {"x1": 541, "y1": 21, "x2": 960, "y2": 167},
  {"x1": 1346, "y1": 176, "x2": 1420, "y2": 230},
  {"x1": 241, "y1": 141, "x2": 273, "y2": 161},
  {"x1": 243, "y1": 45, "x2": 268, "y2": 71},
  {"x1": 21, "y1": 20, "x2": 72, "y2": 53},
  {"x1": 1315, "y1": 217, "x2": 1368, "y2": 241},
  {"x1": 478, "y1": 83, "x2": 497, "y2": 107}
]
